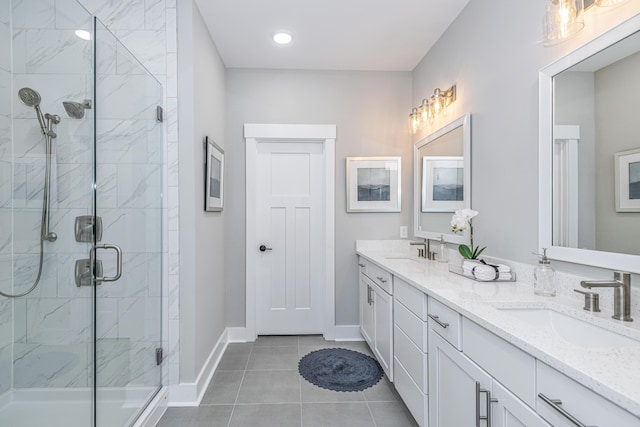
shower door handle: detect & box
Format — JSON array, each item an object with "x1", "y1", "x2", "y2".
[{"x1": 91, "y1": 244, "x2": 123, "y2": 283}]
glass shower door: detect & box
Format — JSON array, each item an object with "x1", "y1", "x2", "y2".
[{"x1": 93, "y1": 18, "x2": 163, "y2": 426}]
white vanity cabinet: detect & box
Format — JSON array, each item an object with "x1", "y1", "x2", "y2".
[
  {"x1": 428, "y1": 329, "x2": 493, "y2": 426},
  {"x1": 536, "y1": 362, "x2": 639, "y2": 427},
  {"x1": 393, "y1": 278, "x2": 429, "y2": 426},
  {"x1": 429, "y1": 327, "x2": 550, "y2": 427},
  {"x1": 358, "y1": 257, "x2": 393, "y2": 380}
]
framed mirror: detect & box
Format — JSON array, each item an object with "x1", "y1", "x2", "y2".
[
  {"x1": 414, "y1": 114, "x2": 471, "y2": 244},
  {"x1": 539, "y1": 15, "x2": 640, "y2": 273}
]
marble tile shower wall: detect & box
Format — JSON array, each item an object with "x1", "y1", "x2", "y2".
[
  {"x1": 6, "y1": 0, "x2": 96, "y2": 390},
  {"x1": 0, "y1": 0, "x2": 11, "y2": 397},
  {"x1": 78, "y1": 0, "x2": 179, "y2": 389},
  {"x1": 0, "y1": 0, "x2": 178, "y2": 391}
]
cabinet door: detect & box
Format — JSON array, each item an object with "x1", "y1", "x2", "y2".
[
  {"x1": 373, "y1": 284, "x2": 393, "y2": 380},
  {"x1": 492, "y1": 381, "x2": 551, "y2": 427},
  {"x1": 359, "y1": 274, "x2": 374, "y2": 347},
  {"x1": 429, "y1": 330, "x2": 492, "y2": 427}
]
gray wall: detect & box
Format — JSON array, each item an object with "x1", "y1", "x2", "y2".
[
  {"x1": 178, "y1": 0, "x2": 227, "y2": 382},
  {"x1": 554, "y1": 71, "x2": 596, "y2": 249},
  {"x1": 412, "y1": 0, "x2": 640, "y2": 266},
  {"x1": 225, "y1": 70, "x2": 412, "y2": 327},
  {"x1": 595, "y1": 51, "x2": 640, "y2": 255}
]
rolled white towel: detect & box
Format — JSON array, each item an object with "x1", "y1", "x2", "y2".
[{"x1": 472, "y1": 264, "x2": 500, "y2": 281}]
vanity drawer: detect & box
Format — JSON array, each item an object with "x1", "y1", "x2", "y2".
[
  {"x1": 462, "y1": 318, "x2": 535, "y2": 407},
  {"x1": 394, "y1": 299, "x2": 427, "y2": 352},
  {"x1": 394, "y1": 325, "x2": 428, "y2": 392},
  {"x1": 536, "y1": 362, "x2": 639, "y2": 427},
  {"x1": 427, "y1": 298, "x2": 461, "y2": 350},
  {"x1": 394, "y1": 277, "x2": 428, "y2": 320},
  {"x1": 362, "y1": 260, "x2": 393, "y2": 295},
  {"x1": 394, "y1": 356, "x2": 427, "y2": 427}
]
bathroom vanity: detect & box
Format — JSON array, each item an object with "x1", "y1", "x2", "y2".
[{"x1": 357, "y1": 242, "x2": 640, "y2": 427}]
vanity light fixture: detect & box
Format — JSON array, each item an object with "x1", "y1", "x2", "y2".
[
  {"x1": 543, "y1": 0, "x2": 584, "y2": 46},
  {"x1": 273, "y1": 31, "x2": 292, "y2": 45},
  {"x1": 408, "y1": 85, "x2": 457, "y2": 134}
]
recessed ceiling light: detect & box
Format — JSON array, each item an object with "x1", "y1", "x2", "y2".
[
  {"x1": 75, "y1": 29, "x2": 91, "y2": 41},
  {"x1": 273, "y1": 31, "x2": 292, "y2": 45}
]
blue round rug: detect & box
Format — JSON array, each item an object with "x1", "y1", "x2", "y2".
[{"x1": 298, "y1": 348, "x2": 383, "y2": 392}]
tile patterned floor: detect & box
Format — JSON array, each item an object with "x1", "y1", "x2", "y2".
[{"x1": 157, "y1": 336, "x2": 418, "y2": 427}]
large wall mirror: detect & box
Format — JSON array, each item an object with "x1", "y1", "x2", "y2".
[
  {"x1": 539, "y1": 15, "x2": 640, "y2": 273},
  {"x1": 414, "y1": 114, "x2": 471, "y2": 244}
]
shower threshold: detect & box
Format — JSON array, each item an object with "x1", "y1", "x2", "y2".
[{"x1": 0, "y1": 386, "x2": 159, "y2": 427}]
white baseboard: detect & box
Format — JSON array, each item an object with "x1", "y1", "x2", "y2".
[
  {"x1": 227, "y1": 327, "x2": 251, "y2": 342},
  {"x1": 227, "y1": 325, "x2": 362, "y2": 342},
  {"x1": 168, "y1": 329, "x2": 229, "y2": 407},
  {"x1": 133, "y1": 387, "x2": 168, "y2": 427},
  {"x1": 331, "y1": 325, "x2": 364, "y2": 341}
]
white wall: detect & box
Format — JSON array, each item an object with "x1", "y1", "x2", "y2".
[
  {"x1": 412, "y1": 0, "x2": 640, "y2": 270},
  {"x1": 225, "y1": 69, "x2": 412, "y2": 327},
  {"x1": 595, "y1": 51, "x2": 640, "y2": 255},
  {"x1": 177, "y1": 0, "x2": 226, "y2": 382},
  {"x1": 554, "y1": 71, "x2": 596, "y2": 249}
]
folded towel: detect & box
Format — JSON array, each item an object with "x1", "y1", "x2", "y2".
[{"x1": 461, "y1": 260, "x2": 512, "y2": 281}]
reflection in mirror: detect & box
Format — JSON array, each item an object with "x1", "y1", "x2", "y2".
[
  {"x1": 414, "y1": 114, "x2": 471, "y2": 244},
  {"x1": 553, "y1": 30, "x2": 640, "y2": 256},
  {"x1": 540, "y1": 16, "x2": 640, "y2": 273}
]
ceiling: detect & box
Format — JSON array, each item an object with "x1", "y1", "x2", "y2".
[{"x1": 194, "y1": 0, "x2": 471, "y2": 72}]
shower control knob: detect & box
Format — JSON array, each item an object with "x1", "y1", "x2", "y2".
[{"x1": 259, "y1": 245, "x2": 272, "y2": 252}]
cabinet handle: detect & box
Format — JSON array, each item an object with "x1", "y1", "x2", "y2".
[
  {"x1": 367, "y1": 285, "x2": 372, "y2": 305},
  {"x1": 538, "y1": 393, "x2": 597, "y2": 427},
  {"x1": 376, "y1": 276, "x2": 387, "y2": 283},
  {"x1": 475, "y1": 382, "x2": 496, "y2": 427},
  {"x1": 428, "y1": 314, "x2": 449, "y2": 329},
  {"x1": 358, "y1": 263, "x2": 365, "y2": 267}
]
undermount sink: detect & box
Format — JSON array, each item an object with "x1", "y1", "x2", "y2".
[
  {"x1": 497, "y1": 307, "x2": 640, "y2": 348},
  {"x1": 384, "y1": 257, "x2": 421, "y2": 263}
]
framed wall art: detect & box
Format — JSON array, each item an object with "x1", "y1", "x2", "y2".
[
  {"x1": 346, "y1": 156, "x2": 401, "y2": 212},
  {"x1": 615, "y1": 147, "x2": 640, "y2": 212},
  {"x1": 205, "y1": 136, "x2": 224, "y2": 212},
  {"x1": 421, "y1": 156, "x2": 464, "y2": 212}
]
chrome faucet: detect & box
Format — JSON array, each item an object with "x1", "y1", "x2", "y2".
[
  {"x1": 580, "y1": 271, "x2": 633, "y2": 322},
  {"x1": 410, "y1": 240, "x2": 427, "y2": 258}
]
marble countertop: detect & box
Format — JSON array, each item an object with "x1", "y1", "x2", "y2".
[{"x1": 356, "y1": 243, "x2": 640, "y2": 417}]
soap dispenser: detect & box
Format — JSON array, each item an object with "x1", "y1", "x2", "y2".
[
  {"x1": 437, "y1": 235, "x2": 448, "y2": 263},
  {"x1": 534, "y1": 248, "x2": 556, "y2": 297}
]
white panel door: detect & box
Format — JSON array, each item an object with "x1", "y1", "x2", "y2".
[{"x1": 256, "y1": 141, "x2": 324, "y2": 334}]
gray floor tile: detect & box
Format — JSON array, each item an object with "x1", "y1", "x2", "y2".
[
  {"x1": 368, "y1": 401, "x2": 419, "y2": 427},
  {"x1": 156, "y1": 407, "x2": 197, "y2": 426},
  {"x1": 236, "y1": 370, "x2": 301, "y2": 404},
  {"x1": 201, "y1": 370, "x2": 245, "y2": 405},
  {"x1": 362, "y1": 375, "x2": 401, "y2": 402},
  {"x1": 254, "y1": 335, "x2": 299, "y2": 347},
  {"x1": 247, "y1": 346, "x2": 300, "y2": 370},
  {"x1": 217, "y1": 348, "x2": 251, "y2": 371},
  {"x1": 157, "y1": 406, "x2": 233, "y2": 427},
  {"x1": 300, "y1": 379, "x2": 365, "y2": 403},
  {"x1": 193, "y1": 405, "x2": 235, "y2": 427},
  {"x1": 301, "y1": 402, "x2": 375, "y2": 427},
  {"x1": 229, "y1": 404, "x2": 301, "y2": 427}
]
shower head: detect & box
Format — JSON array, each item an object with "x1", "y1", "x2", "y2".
[
  {"x1": 18, "y1": 87, "x2": 41, "y2": 107},
  {"x1": 63, "y1": 99, "x2": 91, "y2": 119},
  {"x1": 18, "y1": 87, "x2": 47, "y2": 135}
]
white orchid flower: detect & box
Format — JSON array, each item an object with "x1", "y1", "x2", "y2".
[{"x1": 456, "y1": 209, "x2": 478, "y2": 221}]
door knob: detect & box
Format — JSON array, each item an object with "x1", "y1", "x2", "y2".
[{"x1": 259, "y1": 245, "x2": 272, "y2": 252}]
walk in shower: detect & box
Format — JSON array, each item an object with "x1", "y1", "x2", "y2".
[{"x1": 0, "y1": 1, "x2": 164, "y2": 425}]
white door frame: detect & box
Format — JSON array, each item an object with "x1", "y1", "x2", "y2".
[{"x1": 245, "y1": 124, "x2": 336, "y2": 341}]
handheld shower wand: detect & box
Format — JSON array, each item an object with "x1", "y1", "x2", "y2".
[{"x1": 2, "y1": 88, "x2": 59, "y2": 298}]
